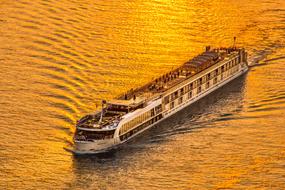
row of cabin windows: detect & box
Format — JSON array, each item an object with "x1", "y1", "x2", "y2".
[
  {"x1": 169, "y1": 90, "x2": 194, "y2": 109},
  {"x1": 120, "y1": 110, "x2": 152, "y2": 135},
  {"x1": 164, "y1": 56, "x2": 240, "y2": 104},
  {"x1": 75, "y1": 129, "x2": 115, "y2": 140},
  {"x1": 119, "y1": 114, "x2": 163, "y2": 141},
  {"x1": 119, "y1": 105, "x2": 161, "y2": 136}
]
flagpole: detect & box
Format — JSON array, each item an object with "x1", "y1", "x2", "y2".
[{"x1": 99, "y1": 100, "x2": 106, "y2": 123}]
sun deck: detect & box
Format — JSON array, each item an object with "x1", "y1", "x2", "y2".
[{"x1": 116, "y1": 47, "x2": 239, "y2": 104}]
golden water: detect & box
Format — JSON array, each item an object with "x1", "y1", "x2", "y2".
[{"x1": 0, "y1": 0, "x2": 285, "y2": 189}]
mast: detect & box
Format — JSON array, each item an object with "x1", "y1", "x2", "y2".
[{"x1": 99, "y1": 100, "x2": 106, "y2": 123}]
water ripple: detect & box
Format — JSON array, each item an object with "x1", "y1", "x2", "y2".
[{"x1": 1, "y1": 0, "x2": 285, "y2": 189}]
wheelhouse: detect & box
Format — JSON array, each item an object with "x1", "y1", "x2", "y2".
[{"x1": 106, "y1": 98, "x2": 145, "y2": 113}]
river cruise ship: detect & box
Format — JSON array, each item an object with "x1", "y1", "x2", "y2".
[{"x1": 73, "y1": 46, "x2": 248, "y2": 154}]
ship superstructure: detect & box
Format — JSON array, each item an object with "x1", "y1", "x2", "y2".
[{"x1": 73, "y1": 46, "x2": 248, "y2": 154}]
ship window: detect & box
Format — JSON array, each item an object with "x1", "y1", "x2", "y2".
[
  {"x1": 215, "y1": 69, "x2": 218, "y2": 76},
  {"x1": 180, "y1": 88, "x2": 184, "y2": 95},
  {"x1": 190, "y1": 83, "x2": 193, "y2": 90},
  {"x1": 188, "y1": 91, "x2": 192, "y2": 99},
  {"x1": 189, "y1": 83, "x2": 193, "y2": 90},
  {"x1": 170, "y1": 102, "x2": 174, "y2": 109},
  {"x1": 170, "y1": 93, "x2": 175, "y2": 101},
  {"x1": 178, "y1": 97, "x2": 183, "y2": 104},
  {"x1": 185, "y1": 86, "x2": 188, "y2": 92},
  {"x1": 206, "y1": 82, "x2": 210, "y2": 89},
  {"x1": 193, "y1": 81, "x2": 197, "y2": 88},
  {"x1": 151, "y1": 109, "x2": 155, "y2": 116},
  {"x1": 207, "y1": 73, "x2": 211, "y2": 81},
  {"x1": 108, "y1": 104, "x2": 129, "y2": 113},
  {"x1": 214, "y1": 77, "x2": 217, "y2": 84},
  {"x1": 198, "y1": 78, "x2": 202, "y2": 86},
  {"x1": 164, "y1": 96, "x2": 169, "y2": 104},
  {"x1": 174, "y1": 91, "x2": 178, "y2": 99},
  {"x1": 78, "y1": 129, "x2": 115, "y2": 140},
  {"x1": 198, "y1": 86, "x2": 202, "y2": 94}
]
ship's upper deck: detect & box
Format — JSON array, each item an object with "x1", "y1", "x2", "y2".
[{"x1": 114, "y1": 47, "x2": 243, "y2": 105}]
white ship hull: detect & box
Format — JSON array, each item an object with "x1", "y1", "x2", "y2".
[{"x1": 73, "y1": 139, "x2": 116, "y2": 154}]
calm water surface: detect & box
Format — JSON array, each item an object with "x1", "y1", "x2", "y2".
[{"x1": 1, "y1": 0, "x2": 285, "y2": 189}]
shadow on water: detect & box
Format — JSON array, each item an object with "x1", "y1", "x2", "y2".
[
  {"x1": 70, "y1": 73, "x2": 248, "y2": 181},
  {"x1": 134, "y1": 73, "x2": 248, "y2": 143}
]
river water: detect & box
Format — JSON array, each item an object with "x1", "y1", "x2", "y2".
[{"x1": 1, "y1": 0, "x2": 285, "y2": 189}]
